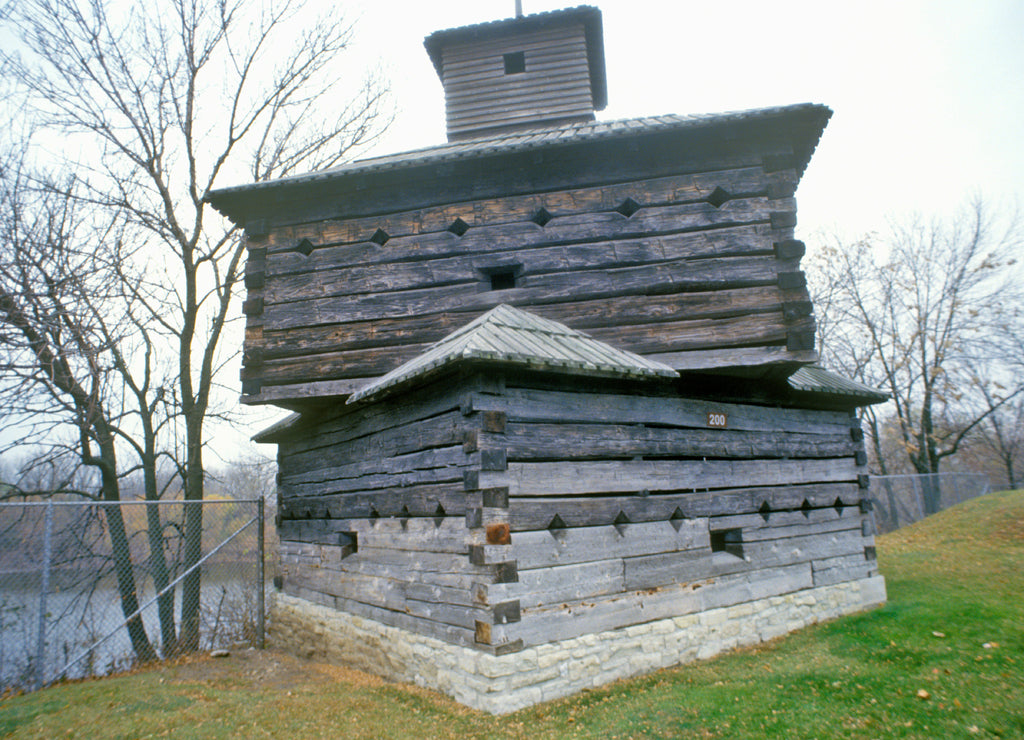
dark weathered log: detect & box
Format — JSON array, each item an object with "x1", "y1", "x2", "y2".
[
  {"x1": 280, "y1": 410, "x2": 465, "y2": 475},
  {"x1": 260, "y1": 168, "x2": 771, "y2": 253},
  {"x1": 279, "y1": 445, "x2": 466, "y2": 489},
  {"x1": 486, "y1": 423, "x2": 856, "y2": 462},
  {"x1": 264, "y1": 211, "x2": 774, "y2": 286},
  {"x1": 646, "y1": 345, "x2": 817, "y2": 372},
  {"x1": 255, "y1": 286, "x2": 785, "y2": 357},
  {"x1": 250, "y1": 309, "x2": 801, "y2": 385},
  {"x1": 467, "y1": 388, "x2": 853, "y2": 435},
  {"x1": 260, "y1": 251, "x2": 782, "y2": 331},
  {"x1": 276, "y1": 377, "x2": 466, "y2": 455},
  {"x1": 279, "y1": 483, "x2": 468, "y2": 520}
]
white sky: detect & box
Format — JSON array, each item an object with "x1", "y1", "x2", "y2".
[
  {"x1": 343, "y1": 0, "x2": 1024, "y2": 240},
  {"x1": 11, "y1": 0, "x2": 1021, "y2": 463},
  {"x1": 232, "y1": 0, "x2": 1024, "y2": 456}
]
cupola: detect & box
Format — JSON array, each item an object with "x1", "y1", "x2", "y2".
[{"x1": 423, "y1": 5, "x2": 608, "y2": 141}]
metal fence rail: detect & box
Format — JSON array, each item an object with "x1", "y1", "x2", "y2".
[
  {"x1": 0, "y1": 499, "x2": 265, "y2": 694},
  {"x1": 869, "y1": 473, "x2": 991, "y2": 534}
]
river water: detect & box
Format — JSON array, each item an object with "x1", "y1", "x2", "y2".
[{"x1": 0, "y1": 575, "x2": 262, "y2": 691}]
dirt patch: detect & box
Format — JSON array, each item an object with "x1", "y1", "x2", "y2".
[{"x1": 158, "y1": 648, "x2": 387, "y2": 691}]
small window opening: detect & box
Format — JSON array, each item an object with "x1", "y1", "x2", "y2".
[
  {"x1": 503, "y1": 51, "x2": 526, "y2": 74},
  {"x1": 339, "y1": 531, "x2": 357, "y2": 558},
  {"x1": 710, "y1": 528, "x2": 744, "y2": 558},
  {"x1": 489, "y1": 269, "x2": 516, "y2": 291}
]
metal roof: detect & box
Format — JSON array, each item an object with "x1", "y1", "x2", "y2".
[
  {"x1": 205, "y1": 103, "x2": 831, "y2": 205},
  {"x1": 348, "y1": 304, "x2": 678, "y2": 404},
  {"x1": 787, "y1": 365, "x2": 889, "y2": 404}
]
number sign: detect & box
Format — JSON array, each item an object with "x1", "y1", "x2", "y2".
[{"x1": 707, "y1": 412, "x2": 727, "y2": 428}]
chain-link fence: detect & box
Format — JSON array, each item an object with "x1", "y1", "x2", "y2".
[
  {"x1": 869, "y1": 473, "x2": 991, "y2": 534},
  {"x1": 0, "y1": 499, "x2": 266, "y2": 694}
]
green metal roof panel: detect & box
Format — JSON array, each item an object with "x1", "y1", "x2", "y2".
[
  {"x1": 348, "y1": 304, "x2": 678, "y2": 404},
  {"x1": 788, "y1": 365, "x2": 889, "y2": 404}
]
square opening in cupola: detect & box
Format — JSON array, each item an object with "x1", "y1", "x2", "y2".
[{"x1": 503, "y1": 51, "x2": 526, "y2": 74}]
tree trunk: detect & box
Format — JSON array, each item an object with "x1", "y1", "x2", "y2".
[
  {"x1": 97, "y1": 439, "x2": 158, "y2": 664},
  {"x1": 178, "y1": 423, "x2": 205, "y2": 653}
]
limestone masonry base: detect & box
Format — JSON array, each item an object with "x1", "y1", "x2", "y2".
[{"x1": 269, "y1": 576, "x2": 887, "y2": 714}]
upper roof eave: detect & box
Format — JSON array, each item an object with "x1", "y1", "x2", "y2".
[{"x1": 205, "y1": 102, "x2": 832, "y2": 218}]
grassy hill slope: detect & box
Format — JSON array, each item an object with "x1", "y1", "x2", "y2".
[{"x1": 3, "y1": 490, "x2": 1022, "y2": 739}]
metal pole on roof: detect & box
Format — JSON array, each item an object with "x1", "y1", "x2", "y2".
[{"x1": 515, "y1": 0, "x2": 523, "y2": 18}]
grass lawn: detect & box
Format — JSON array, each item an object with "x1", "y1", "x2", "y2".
[{"x1": 2, "y1": 490, "x2": 1022, "y2": 739}]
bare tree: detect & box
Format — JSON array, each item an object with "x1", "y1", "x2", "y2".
[
  {"x1": 2, "y1": 0, "x2": 389, "y2": 653},
  {"x1": 0, "y1": 152, "x2": 168, "y2": 660},
  {"x1": 809, "y1": 200, "x2": 1024, "y2": 508}
]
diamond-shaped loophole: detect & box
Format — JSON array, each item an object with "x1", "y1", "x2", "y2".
[
  {"x1": 613, "y1": 510, "x2": 630, "y2": 535},
  {"x1": 668, "y1": 507, "x2": 687, "y2": 532},
  {"x1": 547, "y1": 514, "x2": 567, "y2": 540},
  {"x1": 447, "y1": 217, "x2": 469, "y2": 236},
  {"x1": 369, "y1": 228, "x2": 390, "y2": 246},
  {"x1": 707, "y1": 186, "x2": 730, "y2": 208},
  {"x1": 800, "y1": 499, "x2": 812, "y2": 518},
  {"x1": 615, "y1": 198, "x2": 641, "y2": 218},
  {"x1": 295, "y1": 238, "x2": 314, "y2": 256},
  {"x1": 531, "y1": 207, "x2": 553, "y2": 227},
  {"x1": 834, "y1": 497, "x2": 845, "y2": 515},
  {"x1": 758, "y1": 501, "x2": 771, "y2": 522}
]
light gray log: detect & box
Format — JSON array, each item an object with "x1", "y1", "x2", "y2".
[
  {"x1": 506, "y1": 482, "x2": 863, "y2": 531},
  {"x1": 510, "y1": 519, "x2": 709, "y2": 570},
  {"x1": 479, "y1": 458, "x2": 860, "y2": 496},
  {"x1": 503, "y1": 562, "x2": 813, "y2": 646},
  {"x1": 481, "y1": 558, "x2": 625, "y2": 609}
]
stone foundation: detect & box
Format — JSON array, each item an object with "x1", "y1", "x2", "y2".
[{"x1": 269, "y1": 575, "x2": 886, "y2": 714}]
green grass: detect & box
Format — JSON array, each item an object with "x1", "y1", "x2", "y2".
[{"x1": 3, "y1": 490, "x2": 1022, "y2": 739}]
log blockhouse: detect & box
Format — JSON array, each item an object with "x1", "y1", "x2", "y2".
[{"x1": 207, "y1": 5, "x2": 888, "y2": 714}]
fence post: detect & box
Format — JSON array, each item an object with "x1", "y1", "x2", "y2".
[
  {"x1": 257, "y1": 497, "x2": 265, "y2": 650},
  {"x1": 35, "y1": 500, "x2": 54, "y2": 691}
]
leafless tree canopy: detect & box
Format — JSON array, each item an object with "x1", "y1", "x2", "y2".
[
  {"x1": 809, "y1": 199, "x2": 1024, "y2": 485},
  {"x1": 0, "y1": 0, "x2": 389, "y2": 656}
]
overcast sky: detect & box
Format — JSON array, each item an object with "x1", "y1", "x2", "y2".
[
  {"x1": 223, "y1": 0, "x2": 1024, "y2": 453},
  {"x1": 343, "y1": 0, "x2": 1024, "y2": 240}
]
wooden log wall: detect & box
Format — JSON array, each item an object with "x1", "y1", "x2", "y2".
[
  {"x1": 274, "y1": 375, "x2": 520, "y2": 650},
  {"x1": 275, "y1": 369, "x2": 879, "y2": 654},
  {"x1": 463, "y1": 374, "x2": 878, "y2": 651},
  {"x1": 241, "y1": 146, "x2": 814, "y2": 407}
]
